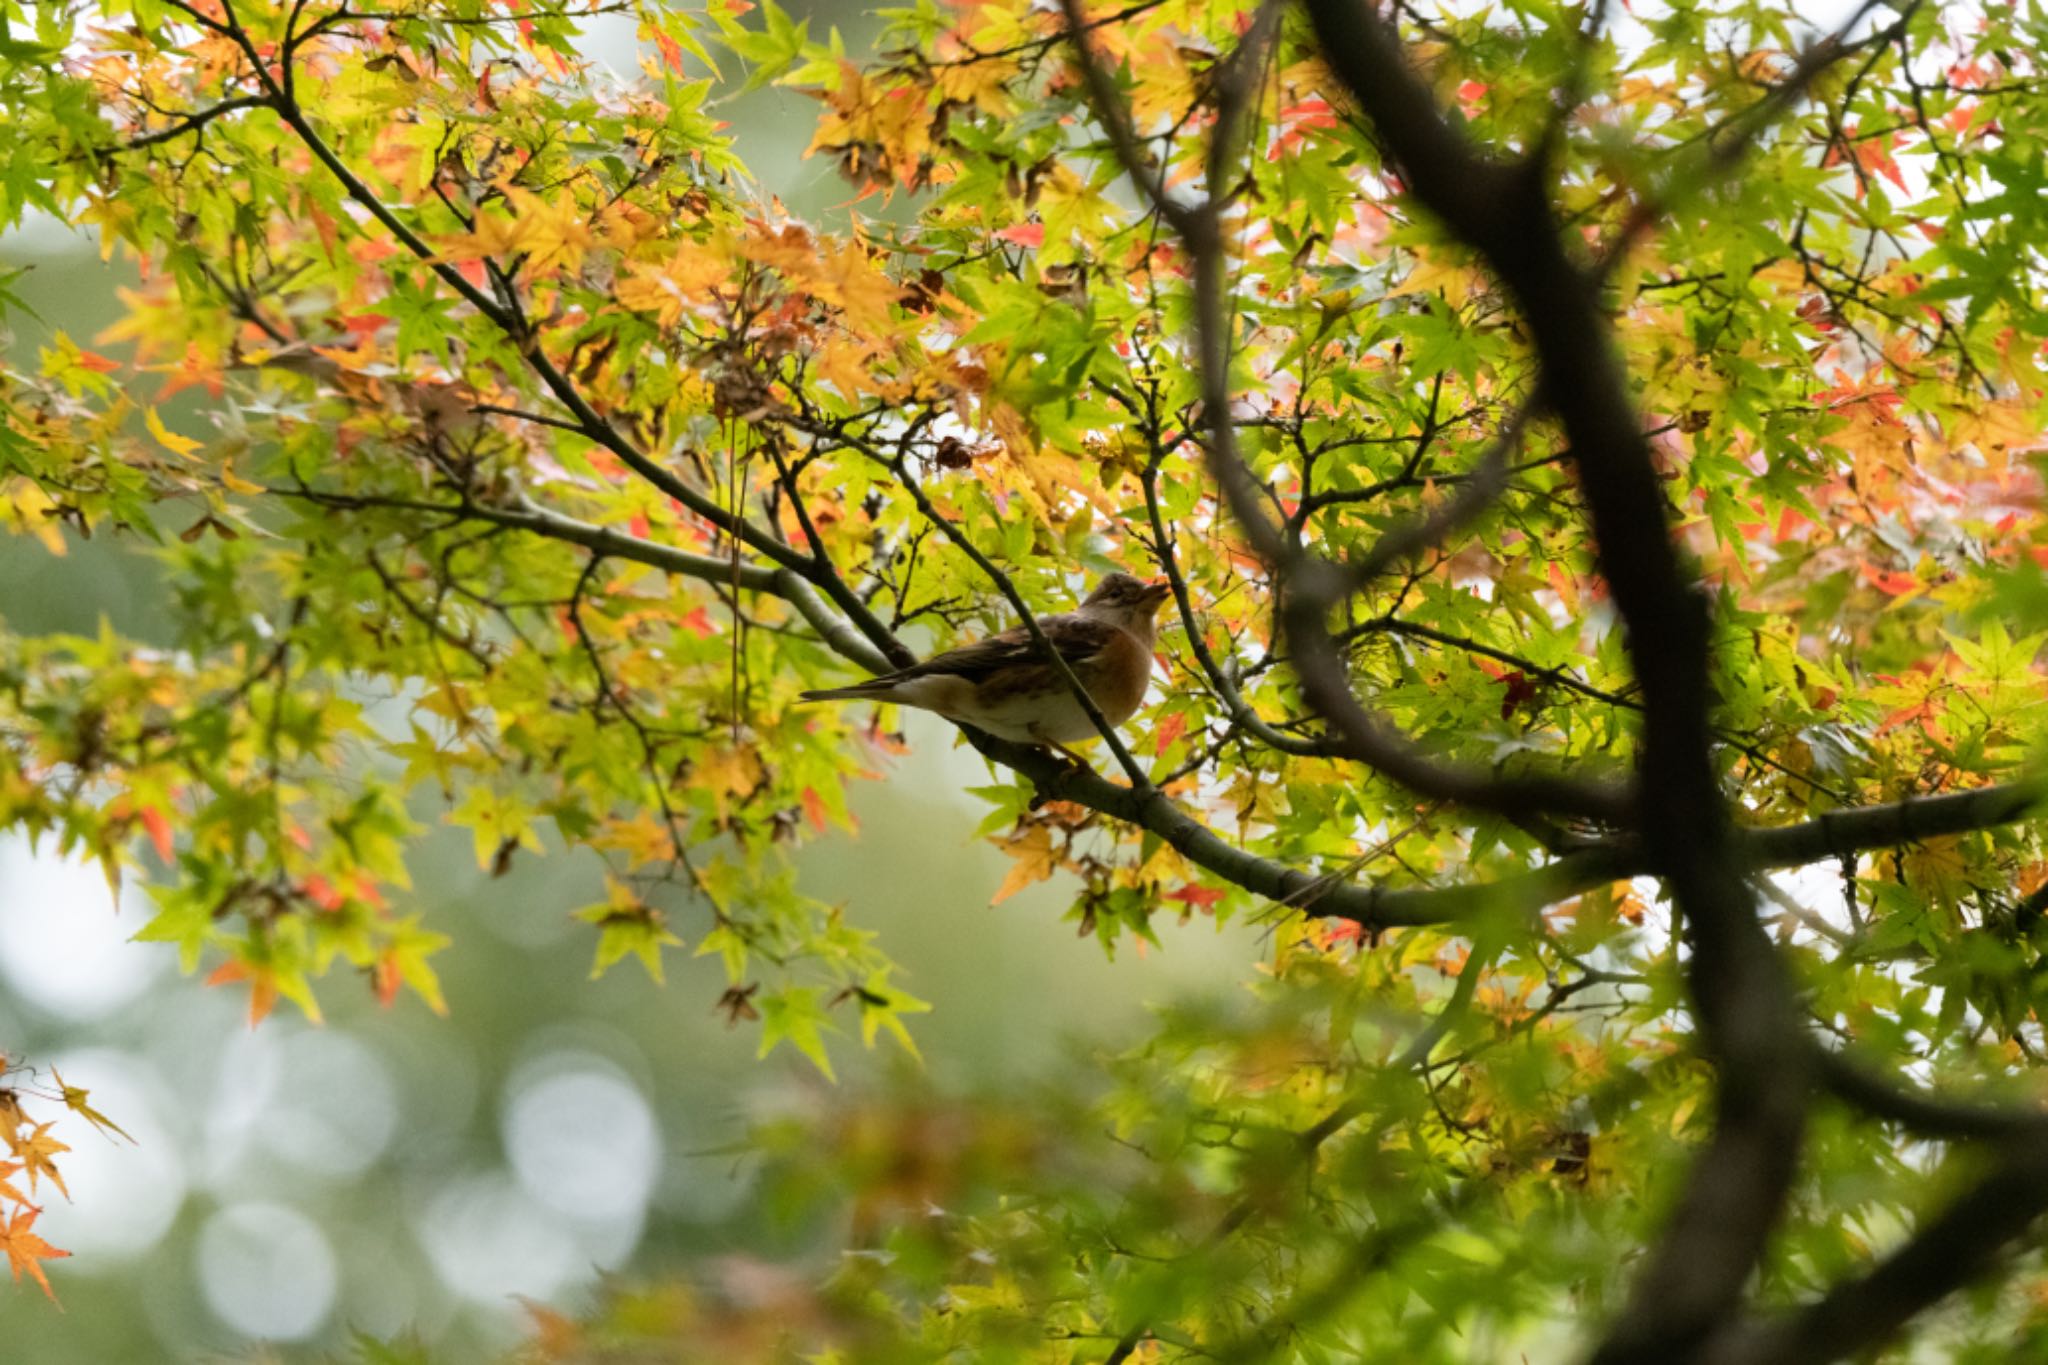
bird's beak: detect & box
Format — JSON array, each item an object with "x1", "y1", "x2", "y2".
[{"x1": 1141, "y1": 579, "x2": 1174, "y2": 610}]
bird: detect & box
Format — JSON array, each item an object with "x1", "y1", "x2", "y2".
[{"x1": 799, "y1": 572, "x2": 1174, "y2": 751}]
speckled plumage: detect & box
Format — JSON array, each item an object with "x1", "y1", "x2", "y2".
[{"x1": 799, "y1": 573, "x2": 1172, "y2": 745}]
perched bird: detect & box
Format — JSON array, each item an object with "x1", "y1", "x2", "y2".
[{"x1": 799, "y1": 572, "x2": 1174, "y2": 749}]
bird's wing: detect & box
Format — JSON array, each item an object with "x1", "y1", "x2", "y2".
[{"x1": 846, "y1": 613, "x2": 1120, "y2": 690}]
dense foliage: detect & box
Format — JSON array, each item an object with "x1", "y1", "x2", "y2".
[{"x1": 4, "y1": 0, "x2": 2048, "y2": 1357}]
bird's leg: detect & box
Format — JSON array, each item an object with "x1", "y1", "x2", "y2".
[
  {"x1": 1025, "y1": 724, "x2": 1095, "y2": 773},
  {"x1": 1045, "y1": 739, "x2": 1094, "y2": 770},
  {"x1": 1027, "y1": 742, "x2": 1096, "y2": 810}
]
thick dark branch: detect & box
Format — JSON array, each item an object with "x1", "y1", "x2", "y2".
[
  {"x1": 1813, "y1": 1046, "x2": 2048, "y2": 1142},
  {"x1": 1280, "y1": 569, "x2": 1635, "y2": 825},
  {"x1": 1374, "y1": 778, "x2": 2048, "y2": 933},
  {"x1": 1750, "y1": 780, "x2": 2046, "y2": 870},
  {"x1": 1292, "y1": 5, "x2": 1907, "y2": 1356},
  {"x1": 1708, "y1": 1138, "x2": 2048, "y2": 1365}
]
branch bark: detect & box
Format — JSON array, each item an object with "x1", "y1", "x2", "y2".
[
  {"x1": 1287, "y1": 3, "x2": 1897, "y2": 1357},
  {"x1": 1703, "y1": 1137, "x2": 2048, "y2": 1365}
]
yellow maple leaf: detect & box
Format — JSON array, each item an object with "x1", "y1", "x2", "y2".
[
  {"x1": 803, "y1": 241, "x2": 904, "y2": 333},
  {"x1": 49, "y1": 1069, "x2": 133, "y2": 1145},
  {"x1": 1, "y1": 480, "x2": 66, "y2": 557},
  {"x1": 991, "y1": 825, "x2": 1059, "y2": 905},
  {"x1": 144, "y1": 405, "x2": 202, "y2": 459},
  {"x1": 501, "y1": 187, "x2": 600, "y2": 278},
  {"x1": 615, "y1": 239, "x2": 731, "y2": 326},
  {"x1": 692, "y1": 745, "x2": 766, "y2": 822},
  {"x1": 934, "y1": 56, "x2": 1016, "y2": 115},
  {"x1": 7, "y1": 1121, "x2": 69, "y2": 1201},
  {"x1": 813, "y1": 337, "x2": 877, "y2": 399}
]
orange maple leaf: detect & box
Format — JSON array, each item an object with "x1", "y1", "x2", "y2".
[
  {"x1": 0, "y1": 1205, "x2": 69, "y2": 1306},
  {"x1": 6, "y1": 1123, "x2": 69, "y2": 1202},
  {"x1": 139, "y1": 805, "x2": 174, "y2": 863},
  {"x1": 203, "y1": 959, "x2": 278, "y2": 1026}
]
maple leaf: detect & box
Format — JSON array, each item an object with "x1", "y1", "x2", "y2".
[
  {"x1": 614, "y1": 239, "x2": 731, "y2": 326},
  {"x1": 0, "y1": 1205, "x2": 68, "y2": 1306},
  {"x1": 758, "y1": 986, "x2": 838, "y2": 1080},
  {"x1": 994, "y1": 222, "x2": 1044, "y2": 248},
  {"x1": 1164, "y1": 884, "x2": 1225, "y2": 911},
  {"x1": 574, "y1": 880, "x2": 684, "y2": 983},
  {"x1": 143, "y1": 405, "x2": 201, "y2": 460},
  {"x1": 2, "y1": 480, "x2": 67, "y2": 557},
  {"x1": 800, "y1": 786, "x2": 830, "y2": 833},
  {"x1": 7, "y1": 1122, "x2": 69, "y2": 1202},
  {"x1": 204, "y1": 956, "x2": 322, "y2": 1027},
  {"x1": 853, "y1": 970, "x2": 931, "y2": 1060},
  {"x1": 990, "y1": 825, "x2": 1059, "y2": 905},
  {"x1": 137, "y1": 805, "x2": 174, "y2": 863},
  {"x1": 805, "y1": 240, "x2": 905, "y2": 333},
  {"x1": 49, "y1": 1070, "x2": 133, "y2": 1145},
  {"x1": 371, "y1": 918, "x2": 452, "y2": 1015}
]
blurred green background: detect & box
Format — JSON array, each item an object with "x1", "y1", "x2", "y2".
[{"x1": 0, "y1": 11, "x2": 1263, "y2": 1358}]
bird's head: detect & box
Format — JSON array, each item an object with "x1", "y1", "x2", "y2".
[{"x1": 1080, "y1": 572, "x2": 1174, "y2": 631}]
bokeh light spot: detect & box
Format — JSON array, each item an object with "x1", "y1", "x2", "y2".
[
  {"x1": 502, "y1": 1057, "x2": 660, "y2": 1224},
  {"x1": 258, "y1": 1032, "x2": 400, "y2": 1177},
  {"x1": 415, "y1": 1172, "x2": 583, "y2": 1306},
  {"x1": 0, "y1": 837, "x2": 167, "y2": 1020},
  {"x1": 197, "y1": 1203, "x2": 337, "y2": 1340}
]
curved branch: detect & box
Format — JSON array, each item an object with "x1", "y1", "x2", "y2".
[
  {"x1": 117, "y1": 94, "x2": 272, "y2": 150},
  {"x1": 1707, "y1": 1137, "x2": 2048, "y2": 1365},
  {"x1": 1068, "y1": 0, "x2": 1628, "y2": 827},
  {"x1": 1812, "y1": 1046, "x2": 2048, "y2": 1142},
  {"x1": 1291, "y1": 5, "x2": 1919, "y2": 1357}
]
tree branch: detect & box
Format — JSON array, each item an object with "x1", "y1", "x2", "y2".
[
  {"x1": 199, "y1": 14, "x2": 918, "y2": 682},
  {"x1": 1706, "y1": 1137, "x2": 2048, "y2": 1365},
  {"x1": 1812, "y1": 1045, "x2": 2048, "y2": 1142},
  {"x1": 117, "y1": 94, "x2": 272, "y2": 151},
  {"x1": 1290, "y1": 4, "x2": 1904, "y2": 1356},
  {"x1": 887, "y1": 455, "x2": 1154, "y2": 789},
  {"x1": 1070, "y1": 0, "x2": 1628, "y2": 827}
]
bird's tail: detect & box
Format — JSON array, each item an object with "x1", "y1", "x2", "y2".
[{"x1": 799, "y1": 682, "x2": 896, "y2": 702}]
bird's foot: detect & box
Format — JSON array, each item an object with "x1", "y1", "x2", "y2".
[
  {"x1": 1026, "y1": 743, "x2": 1094, "y2": 809},
  {"x1": 1046, "y1": 740, "x2": 1094, "y2": 771}
]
